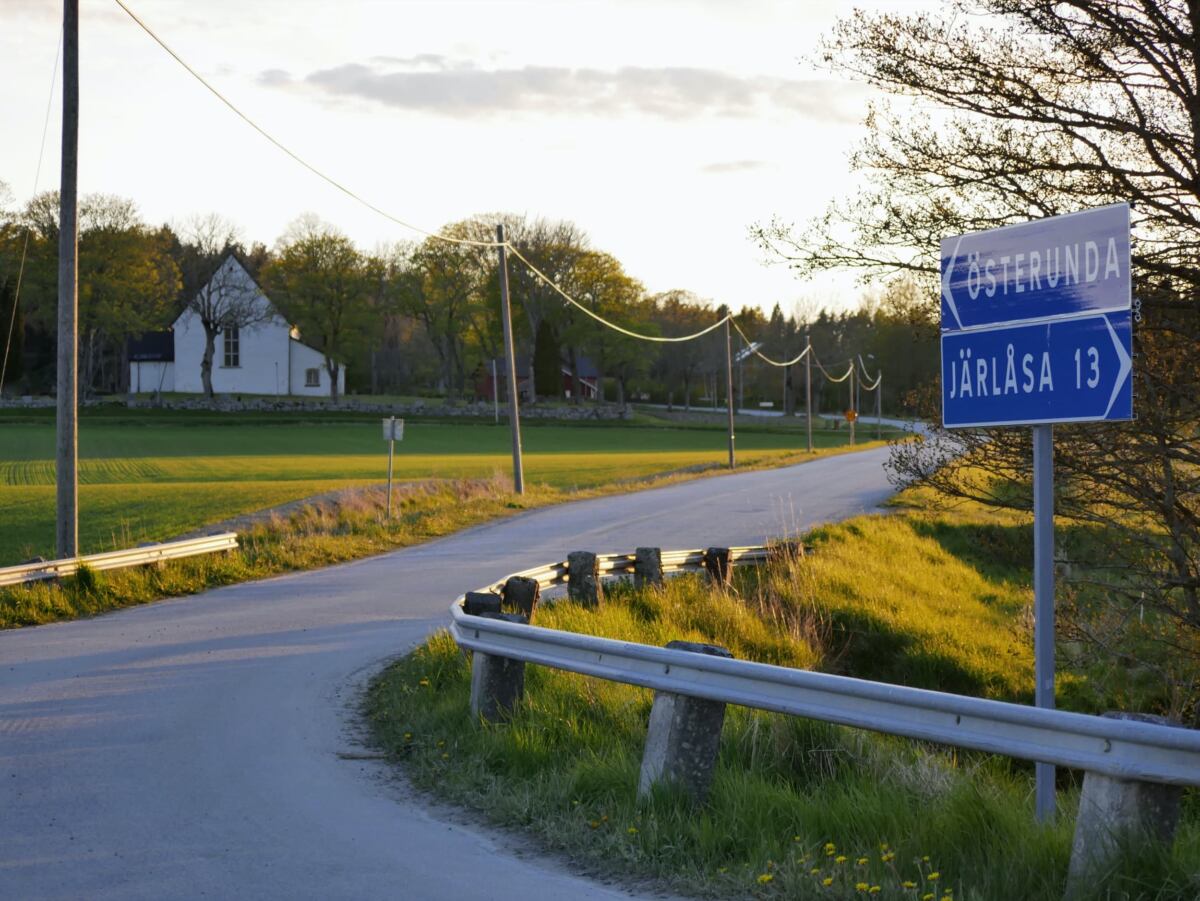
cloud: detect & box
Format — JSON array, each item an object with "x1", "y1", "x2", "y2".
[
  {"x1": 259, "y1": 58, "x2": 868, "y2": 123},
  {"x1": 701, "y1": 160, "x2": 771, "y2": 174}
]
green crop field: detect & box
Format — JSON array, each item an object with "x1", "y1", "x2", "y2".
[{"x1": 0, "y1": 408, "x2": 889, "y2": 563}]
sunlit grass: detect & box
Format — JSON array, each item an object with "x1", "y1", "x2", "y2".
[{"x1": 368, "y1": 505, "x2": 1200, "y2": 900}]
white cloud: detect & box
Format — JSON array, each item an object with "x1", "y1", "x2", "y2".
[{"x1": 260, "y1": 58, "x2": 869, "y2": 124}]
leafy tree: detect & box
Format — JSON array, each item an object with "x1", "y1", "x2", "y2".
[
  {"x1": 756, "y1": 1, "x2": 1200, "y2": 720},
  {"x1": 266, "y1": 215, "x2": 375, "y2": 401}
]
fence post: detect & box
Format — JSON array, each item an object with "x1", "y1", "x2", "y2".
[
  {"x1": 468, "y1": 611, "x2": 529, "y2": 722},
  {"x1": 634, "y1": 547, "x2": 663, "y2": 589},
  {"x1": 463, "y1": 591, "x2": 502, "y2": 616},
  {"x1": 703, "y1": 547, "x2": 732, "y2": 587},
  {"x1": 1065, "y1": 712, "x2": 1186, "y2": 897},
  {"x1": 567, "y1": 551, "x2": 603, "y2": 607},
  {"x1": 638, "y1": 640, "x2": 733, "y2": 804},
  {"x1": 502, "y1": 576, "x2": 540, "y2": 619}
]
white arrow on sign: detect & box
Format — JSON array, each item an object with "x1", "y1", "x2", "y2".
[
  {"x1": 1103, "y1": 314, "x2": 1132, "y2": 419},
  {"x1": 941, "y1": 235, "x2": 964, "y2": 331}
]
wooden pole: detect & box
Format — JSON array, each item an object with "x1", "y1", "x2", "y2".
[
  {"x1": 56, "y1": 0, "x2": 79, "y2": 558},
  {"x1": 496, "y1": 225, "x2": 524, "y2": 494},
  {"x1": 876, "y1": 373, "x2": 882, "y2": 439},
  {"x1": 725, "y1": 317, "x2": 735, "y2": 469},
  {"x1": 804, "y1": 329, "x2": 813, "y2": 453}
]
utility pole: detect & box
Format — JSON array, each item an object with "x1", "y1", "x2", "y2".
[
  {"x1": 804, "y1": 328, "x2": 813, "y2": 453},
  {"x1": 848, "y1": 364, "x2": 856, "y2": 447},
  {"x1": 724, "y1": 317, "x2": 735, "y2": 469},
  {"x1": 496, "y1": 225, "x2": 524, "y2": 495},
  {"x1": 56, "y1": 0, "x2": 79, "y2": 558},
  {"x1": 876, "y1": 372, "x2": 882, "y2": 439}
]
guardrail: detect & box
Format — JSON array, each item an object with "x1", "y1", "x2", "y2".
[
  {"x1": 447, "y1": 543, "x2": 1200, "y2": 895},
  {"x1": 0, "y1": 532, "x2": 239, "y2": 588}
]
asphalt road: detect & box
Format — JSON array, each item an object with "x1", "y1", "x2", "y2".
[{"x1": 1, "y1": 446, "x2": 894, "y2": 900}]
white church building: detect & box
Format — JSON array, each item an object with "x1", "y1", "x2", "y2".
[{"x1": 129, "y1": 256, "x2": 345, "y2": 397}]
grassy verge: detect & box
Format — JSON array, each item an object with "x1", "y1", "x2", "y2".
[
  {"x1": 0, "y1": 406, "x2": 903, "y2": 562},
  {"x1": 0, "y1": 439, "x2": 887, "y2": 628},
  {"x1": 367, "y1": 501, "x2": 1200, "y2": 900}
]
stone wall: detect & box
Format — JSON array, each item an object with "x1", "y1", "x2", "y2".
[{"x1": 0, "y1": 395, "x2": 631, "y2": 420}]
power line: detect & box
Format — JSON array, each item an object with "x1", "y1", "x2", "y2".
[
  {"x1": 111, "y1": 0, "x2": 501, "y2": 249},
  {"x1": 730, "y1": 320, "x2": 809, "y2": 367},
  {"x1": 811, "y1": 350, "x2": 853, "y2": 383},
  {"x1": 1, "y1": 29, "x2": 62, "y2": 395},
  {"x1": 857, "y1": 354, "x2": 881, "y2": 391},
  {"x1": 505, "y1": 244, "x2": 731, "y2": 343}
]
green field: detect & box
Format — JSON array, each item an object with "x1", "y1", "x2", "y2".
[{"x1": 0, "y1": 408, "x2": 886, "y2": 563}]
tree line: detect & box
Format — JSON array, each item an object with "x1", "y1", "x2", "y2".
[{"x1": 0, "y1": 189, "x2": 936, "y2": 409}]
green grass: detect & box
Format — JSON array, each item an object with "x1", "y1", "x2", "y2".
[
  {"x1": 0, "y1": 408, "x2": 898, "y2": 563},
  {"x1": 367, "y1": 502, "x2": 1200, "y2": 901}
]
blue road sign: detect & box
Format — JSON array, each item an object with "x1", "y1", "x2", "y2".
[
  {"x1": 942, "y1": 311, "x2": 1132, "y2": 427},
  {"x1": 941, "y1": 204, "x2": 1133, "y2": 428},
  {"x1": 941, "y1": 204, "x2": 1130, "y2": 333}
]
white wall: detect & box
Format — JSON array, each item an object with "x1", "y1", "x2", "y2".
[{"x1": 289, "y1": 339, "x2": 344, "y2": 397}]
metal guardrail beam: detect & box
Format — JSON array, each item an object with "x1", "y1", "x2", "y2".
[
  {"x1": 0, "y1": 532, "x2": 239, "y2": 588},
  {"x1": 450, "y1": 546, "x2": 1200, "y2": 788}
]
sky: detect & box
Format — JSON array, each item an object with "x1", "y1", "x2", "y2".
[{"x1": 0, "y1": 0, "x2": 927, "y2": 316}]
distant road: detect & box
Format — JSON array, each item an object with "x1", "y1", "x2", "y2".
[{"x1": 1, "y1": 447, "x2": 894, "y2": 901}]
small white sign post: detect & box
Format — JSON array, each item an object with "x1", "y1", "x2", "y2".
[{"x1": 382, "y1": 417, "x2": 404, "y2": 519}]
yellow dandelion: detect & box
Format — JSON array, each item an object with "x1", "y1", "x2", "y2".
[
  {"x1": 928, "y1": 872, "x2": 940, "y2": 881},
  {"x1": 823, "y1": 877, "x2": 834, "y2": 887},
  {"x1": 856, "y1": 857, "x2": 869, "y2": 866},
  {"x1": 881, "y1": 852, "x2": 896, "y2": 863},
  {"x1": 810, "y1": 867, "x2": 821, "y2": 876},
  {"x1": 757, "y1": 874, "x2": 774, "y2": 885},
  {"x1": 923, "y1": 895, "x2": 935, "y2": 901},
  {"x1": 794, "y1": 835, "x2": 803, "y2": 842},
  {"x1": 922, "y1": 856, "x2": 931, "y2": 863},
  {"x1": 440, "y1": 753, "x2": 449, "y2": 759},
  {"x1": 879, "y1": 842, "x2": 889, "y2": 851},
  {"x1": 869, "y1": 888, "x2": 881, "y2": 895},
  {"x1": 836, "y1": 855, "x2": 848, "y2": 864},
  {"x1": 856, "y1": 882, "x2": 869, "y2": 891},
  {"x1": 403, "y1": 732, "x2": 412, "y2": 741},
  {"x1": 825, "y1": 842, "x2": 837, "y2": 855},
  {"x1": 902, "y1": 881, "x2": 917, "y2": 889},
  {"x1": 627, "y1": 826, "x2": 638, "y2": 835},
  {"x1": 418, "y1": 678, "x2": 430, "y2": 687}
]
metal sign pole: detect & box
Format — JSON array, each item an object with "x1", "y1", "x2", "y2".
[
  {"x1": 849, "y1": 365, "x2": 856, "y2": 446},
  {"x1": 1033, "y1": 423, "x2": 1056, "y2": 821},
  {"x1": 386, "y1": 417, "x2": 395, "y2": 520}
]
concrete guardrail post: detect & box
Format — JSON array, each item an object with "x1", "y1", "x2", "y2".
[
  {"x1": 468, "y1": 611, "x2": 530, "y2": 722},
  {"x1": 634, "y1": 547, "x2": 663, "y2": 589},
  {"x1": 567, "y1": 551, "x2": 603, "y2": 607},
  {"x1": 703, "y1": 547, "x2": 732, "y2": 587},
  {"x1": 767, "y1": 540, "x2": 805, "y2": 564},
  {"x1": 462, "y1": 591, "x2": 502, "y2": 616},
  {"x1": 1065, "y1": 712, "x2": 1186, "y2": 898},
  {"x1": 502, "y1": 576, "x2": 540, "y2": 620},
  {"x1": 638, "y1": 640, "x2": 733, "y2": 804}
]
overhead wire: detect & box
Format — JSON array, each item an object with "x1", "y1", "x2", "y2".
[
  {"x1": 505, "y1": 243, "x2": 731, "y2": 343},
  {"x1": 730, "y1": 320, "x2": 809, "y2": 366},
  {"x1": 857, "y1": 354, "x2": 881, "y2": 390},
  {"x1": 811, "y1": 350, "x2": 853, "y2": 383},
  {"x1": 1, "y1": 28, "x2": 61, "y2": 394},
  {"x1": 111, "y1": 0, "x2": 502, "y2": 249}
]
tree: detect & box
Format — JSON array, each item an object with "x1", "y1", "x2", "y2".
[
  {"x1": 266, "y1": 215, "x2": 375, "y2": 401},
  {"x1": 176, "y1": 214, "x2": 270, "y2": 398},
  {"x1": 756, "y1": 2, "x2": 1200, "y2": 721}
]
